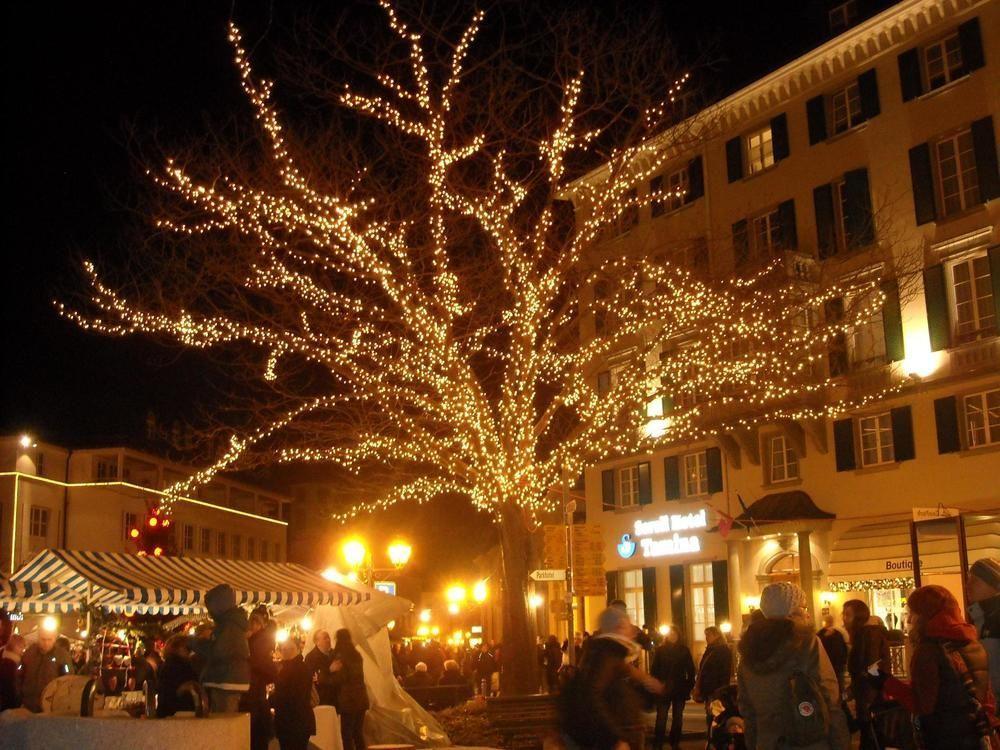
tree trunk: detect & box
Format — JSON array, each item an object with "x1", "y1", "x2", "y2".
[{"x1": 497, "y1": 501, "x2": 539, "y2": 695}]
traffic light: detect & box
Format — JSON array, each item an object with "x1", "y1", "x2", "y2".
[{"x1": 130, "y1": 508, "x2": 175, "y2": 557}]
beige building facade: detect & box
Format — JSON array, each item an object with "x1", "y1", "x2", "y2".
[
  {"x1": 575, "y1": 0, "x2": 1000, "y2": 653},
  {"x1": 0, "y1": 434, "x2": 290, "y2": 576}
]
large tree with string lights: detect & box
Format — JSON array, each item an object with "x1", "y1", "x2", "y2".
[{"x1": 64, "y1": 2, "x2": 902, "y2": 693}]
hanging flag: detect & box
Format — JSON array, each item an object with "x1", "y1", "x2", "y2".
[{"x1": 718, "y1": 511, "x2": 735, "y2": 539}]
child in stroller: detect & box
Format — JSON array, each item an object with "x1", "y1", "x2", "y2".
[{"x1": 707, "y1": 684, "x2": 745, "y2": 749}]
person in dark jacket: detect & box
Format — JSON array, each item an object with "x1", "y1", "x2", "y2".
[
  {"x1": 692, "y1": 626, "x2": 733, "y2": 732},
  {"x1": 192, "y1": 583, "x2": 250, "y2": 714},
  {"x1": 473, "y1": 642, "x2": 498, "y2": 696},
  {"x1": 271, "y1": 638, "x2": 316, "y2": 750},
  {"x1": 543, "y1": 635, "x2": 563, "y2": 694},
  {"x1": 969, "y1": 557, "x2": 1000, "y2": 714},
  {"x1": 558, "y1": 607, "x2": 663, "y2": 750},
  {"x1": 877, "y1": 585, "x2": 996, "y2": 750},
  {"x1": 243, "y1": 609, "x2": 278, "y2": 750},
  {"x1": 156, "y1": 634, "x2": 198, "y2": 718},
  {"x1": 438, "y1": 659, "x2": 467, "y2": 686},
  {"x1": 818, "y1": 615, "x2": 848, "y2": 692},
  {"x1": 330, "y1": 628, "x2": 369, "y2": 750},
  {"x1": 843, "y1": 599, "x2": 891, "y2": 750},
  {"x1": 20, "y1": 629, "x2": 72, "y2": 712},
  {"x1": 305, "y1": 629, "x2": 337, "y2": 706},
  {"x1": 0, "y1": 634, "x2": 25, "y2": 711},
  {"x1": 402, "y1": 661, "x2": 433, "y2": 689},
  {"x1": 650, "y1": 627, "x2": 696, "y2": 750}
]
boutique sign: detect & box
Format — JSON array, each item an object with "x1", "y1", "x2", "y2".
[{"x1": 617, "y1": 509, "x2": 708, "y2": 559}]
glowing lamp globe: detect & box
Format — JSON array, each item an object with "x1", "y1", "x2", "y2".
[
  {"x1": 42, "y1": 616, "x2": 58, "y2": 633},
  {"x1": 342, "y1": 539, "x2": 367, "y2": 568},
  {"x1": 129, "y1": 528, "x2": 140, "y2": 539},
  {"x1": 472, "y1": 581, "x2": 488, "y2": 603},
  {"x1": 447, "y1": 602, "x2": 460, "y2": 615},
  {"x1": 148, "y1": 517, "x2": 158, "y2": 527},
  {"x1": 418, "y1": 609, "x2": 432, "y2": 623},
  {"x1": 445, "y1": 584, "x2": 466, "y2": 604},
  {"x1": 387, "y1": 541, "x2": 412, "y2": 569}
]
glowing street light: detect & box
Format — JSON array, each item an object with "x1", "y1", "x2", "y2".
[
  {"x1": 472, "y1": 581, "x2": 488, "y2": 603},
  {"x1": 418, "y1": 609, "x2": 432, "y2": 623},
  {"x1": 342, "y1": 539, "x2": 368, "y2": 569},
  {"x1": 19, "y1": 435, "x2": 34, "y2": 449},
  {"x1": 42, "y1": 616, "x2": 58, "y2": 633},
  {"x1": 447, "y1": 603, "x2": 460, "y2": 615},
  {"x1": 445, "y1": 584, "x2": 467, "y2": 604},
  {"x1": 387, "y1": 541, "x2": 412, "y2": 569}
]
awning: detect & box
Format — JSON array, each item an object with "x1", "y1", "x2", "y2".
[
  {"x1": 0, "y1": 549, "x2": 369, "y2": 615},
  {"x1": 828, "y1": 514, "x2": 1000, "y2": 591}
]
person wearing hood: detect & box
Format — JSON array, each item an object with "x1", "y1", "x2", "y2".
[
  {"x1": 330, "y1": 628, "x2": 370, "y2": 750},
  {"x1": 558, "y1": 606, "x2": 664, "y2": 750},
  {"x1": 842, "y1": 599, "x2": 890, "y2": 750},
  {"x1": 737, "y1": 582, "x2": 849, "y2": 750},
  {"x1": 969, "y1": 557, "x2": 1000, "y2": 714},
  {"x1": 874, "y1": 584, "x2": 997, "y2": 749},
  {"x1": 192, "y1": 583, "x2": 250, "y2": 714}
]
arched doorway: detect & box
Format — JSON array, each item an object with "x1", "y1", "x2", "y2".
[{"x1": 757, "y1": 549, "x2": 822, "y2": 589}]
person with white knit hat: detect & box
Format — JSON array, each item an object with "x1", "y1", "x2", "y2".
[
  {"x1": 736, "y1": 582, "x2": 849, "y2": 749},
  {"x1": 969, "y1": 557, "x2": 1000, "y2": 713}
]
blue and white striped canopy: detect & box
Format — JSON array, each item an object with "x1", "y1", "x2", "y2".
[{"x1": 0, "y1": 549, "x2": 369, "y2": 615}]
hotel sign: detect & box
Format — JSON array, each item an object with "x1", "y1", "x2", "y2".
[{"x1": 617, "y1": 509, "x2": 708, "y2": 559}]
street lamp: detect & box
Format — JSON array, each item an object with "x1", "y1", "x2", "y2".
[
  {"x1": 388, "y1": 541, "x2": 412, "y2": 569},
  {"x1": 472, "y1": 580, "x2": 488, "y2": 603},
  {"x1": 445, "y1": 584, "x2": 467, "y2": 604},
  {"x1": 342, "y1": 539, "x2": 368, "y2": 569}
]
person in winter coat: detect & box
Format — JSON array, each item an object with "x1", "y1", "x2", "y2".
[
  {"x1": 438, "y1": 659, "x2": 468, "y2": 686},
  {"x1": 20, "y1": 629, "x2": 72, "y2": 712},
  {"x1": 192, "y1": 583, "x2": 250, "y2": 714},
  {"x1": 0, "y1": 634, "x2": 25, "y2": 711},
  {"x1": 270, "y1": 638, "x2": 317, "y2": 750},
  {"x1": 843, "y1": 599, "x2": 891, "y2": 749},
  {"x1": 243, "y1": 609, "x2": 278, "y2": 750},
  {"x1": 402, "y1": 661, "x2": 433, "y2": 689},
  {"x1": 818, "y1": 615, "x2": 848, "y2": 693},
  {"x1": 305, "y1": 629, "x2": 337, "y2": 706},
  {"x1": 330, "y1": 628, "x2": 370, "y2": 750},
  {"x1": 650, "y1": 627, "x2": 696, "y2": 750},
  {"x1": 543, "y1": 635, "x2": 564, "y2": 694},
  {"x1": 693, "y1": 626, "x2": 733, "y2": 731},
  {"x1": 737, "y1": 582, "x2": 850, "y2": 750},
  {"x1": 875, "y1": 585, "x2": 997, "y2": 750},
  {"x1": 156, "y1": 634, "x2": 198, "y2": 717},
  {"x1": 558, "y1": 606, "x2": 663, "y2": 750},
  {"x1": 969, "y1": 557, "x2": 1000, "y2": 715},
  {"x1": 474, "y1": 642, "x2": 498, "y2": 696}
]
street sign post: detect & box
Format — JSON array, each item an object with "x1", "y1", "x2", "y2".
[{"x1": 529, "y1": 569, "x2": 566, "y2": 581}]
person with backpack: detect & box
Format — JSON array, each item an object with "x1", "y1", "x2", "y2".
[
  {"x1": 737, "y1": 582, "x2": 849, "y2": 750},
  {"x1": 969, "y1": 558, "x2": 1000, "y2": 714},
  {"x1": 871, "y1": 584, "x2": 998, "y2": 750}
]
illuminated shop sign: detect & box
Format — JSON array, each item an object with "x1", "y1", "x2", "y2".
[{"x1": 617, "y1": 509, "x2": 708, "y2": 559}]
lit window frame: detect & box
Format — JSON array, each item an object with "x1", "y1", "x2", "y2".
[
  {"x1": 859, "y1": 412, "x2": 895, "y2": 466},
  {"x1": 964, "y1": 389, "x2": 1000, "y2": 449},
  {"x1": 745, "y1": 125, "x2": 775, "y2": 176},
  {"x1": 947, "y1": 251, "x2": 996, "y2": 343},
  {"x1": 618, "y1": 464, "x2": 641, "y2": 508},
  {"x1": 683, "y1": 451, "x2": 708, "y2": 496},
  {"x1": 768, "y1": 434, "x2": 800, "y2": 483},
  {"x1": 923, "y1": 33, "x2": 964, "y2": 91}
]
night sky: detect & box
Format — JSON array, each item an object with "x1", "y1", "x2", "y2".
[{"x1": 3, "y1": 0, "x2": 833, "y2": 580}]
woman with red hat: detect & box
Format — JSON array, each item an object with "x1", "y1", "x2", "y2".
[{"x1": 870, "y1": 585, "x2": 998, "y2": 749}]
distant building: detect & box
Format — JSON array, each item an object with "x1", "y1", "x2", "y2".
[
  {"x1": 0, "y1": 434, "x2": 290, "y2": 575},
  {"x1": 571, "y1": 0, "x2": 1000, "y2": 654}
]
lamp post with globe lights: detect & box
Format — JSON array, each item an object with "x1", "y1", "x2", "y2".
[{"x1": 338, "y1": 537, "x2": 412, "y2": 587}]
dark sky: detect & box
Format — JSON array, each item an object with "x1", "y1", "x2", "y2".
[{"x1": 2, "y1": 0, "x2": 841, "y2": 580}]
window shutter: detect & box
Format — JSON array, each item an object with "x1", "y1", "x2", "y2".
[
  {"x1": 597, "y1": 370, "x2": 611, "y2": 396},
  {"x1": 825, "y1": 298, "x2": 848, "y2": 376},
  {"x1": 602, "y1": 468, "x2": 616, "y2": 510},
  {"x1": 834, "y1": 418, "x2": 857, "y2": 471},
  {"x1": 806, "y1": 95, "x2": 827, "y2": 145},
  {"x1": 923, "y1": 264, "x2": 950, "y2": 352},
  {"x1": 844, "y1": 168, "x2": 874, "y2": 247},
  {"x1": 660, "y1": 394, "x2": 674, "y2": 417},
  {"x1": 857, "y1": 68, "x2": 880, "y2": 121},
  {"x1": 687, "y1": 156, "x2": 704, "y2": 202},
  {"x1": 898, "y1": 48, "x2": 923, "y2": 101},
  {"x1": 778, "y1": 199, "x2": 798, "y2": 249},
  {"x1": 934, "y1": 396, "x2": 961, "y2": 454},
  {"x1": 813, "y1": 183, "x2": 837, "y2": 259},
  {"x1": 890, "y1": 405, "x2": 916, "y2": 462},
  {"x1": 732, "y1": 219, "x2": 749, "y2": 266},
  {"x1": 669, "y1": 565, "x2": 687, "y2": 635},
  {"x1": 971, "y1": 116, "x2": 1000, "y2": 202},
  {"x1": 638, "y1": 462, "x2": 652, "y2": 505},
  {"x1": 642, "y1": 568, "x2": 658, "y2": 629},
  {"x1": 711, "y1": 560, "x2": 730, "y2": 626},
  {"x1": 664, "y1": 456, "x2": 681, "y2": 500},
  {"x1": 705, "y1": 447, "x2": 723, "y2": 494},
  {"x1": 605, "y1": 570, "x2": 620, "y2": 604},
  {"x1": 989, "y1": 246, "x2": 1000, "y2": 325},
  {"x1": 725, "y1": 137, "x2": 743, "y2": 183},
  {"x1": 958, "y1": 17, "x2": 985, "y2": 73},
  {"x1": 881, "y1": 280, "x2": 905, "y2": 362},
  {"x1": 771, "y1": 113, "x2": 790, "y2": 161},
  {"x1": 908, "y1": 143, "x2": 937, "y2": 225}
]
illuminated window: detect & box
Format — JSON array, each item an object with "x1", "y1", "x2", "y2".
[
  {"x1": 684, "y1": 451, "x2": 708, "y2": 496},
  {"x1": 650, "y1": 166, "x2": 689, "y2": 217},
  {"x1": 935, "y1": 129, "x2": 980, "y2": 217},
  {"x1": 965, "y1": 389, "x2": 1000, "y2": 448},
  {"x1": 29, "y1": 507, "x2": 50, "y2": 539},
  {"x1": 745, "y1": 125, "x2": 774, "y2": 175},
  {"x1": 622, "y1": 569, "x2": 645, "y2": 628},
  {"x1": 949, "y1": 253, "x2": 995, "y2": 342},
  {"x1": 831, "y1": 82, "x2": 861, "y2": 135},
  {"x1": 846, "y1": 286, "x2": 887, "y2": 369},
  {"x1": 769, "y1": 435, "x2": 799, "y2": 483},
  {"x1": 618, "y1": 465, "x2": 640, "y2": 508},
  {"x1": 859, "y1": 413, "x2": 894, "y2": 466},
  {"x1": 924, "y1": 33, "x2": 963, "y2": 90},
  {"x1": 690, "y1": 563, "x2": 715, "y2": 640}
]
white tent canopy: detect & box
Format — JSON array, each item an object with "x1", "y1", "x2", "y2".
[{"x1": 0, "y1": 549, "x2": 369, "y2": 615}]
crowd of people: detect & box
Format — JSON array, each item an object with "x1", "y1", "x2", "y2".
[
  {"x1": 393, "y1": 639, "x2": 504, "y2": 696},
  {"x1": 556, "y1": 558, "x2": 1000, "y2": 750},
  {"x1": 0, "y1": 584, "x2": 372, "y2": 750}
]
